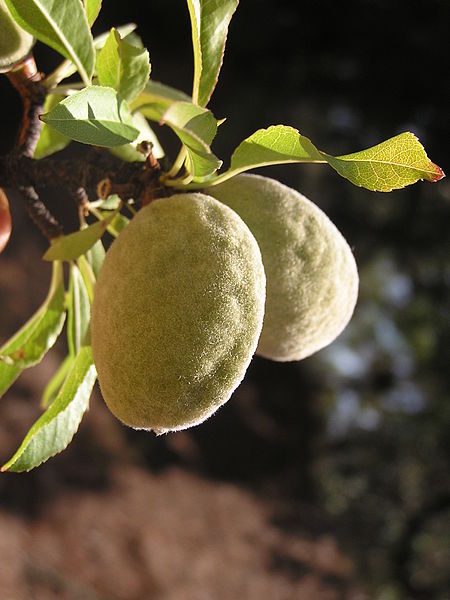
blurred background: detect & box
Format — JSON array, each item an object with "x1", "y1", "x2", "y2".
[{"x1": 0, "y1": 1, "x2": 449, "y2": 598}]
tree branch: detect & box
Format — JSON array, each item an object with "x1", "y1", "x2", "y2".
[{"x1": 1, "y1": 56, "x2": 164, "y2": 241}]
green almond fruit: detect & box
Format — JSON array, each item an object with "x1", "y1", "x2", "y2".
[
  {"x1": 208, "y1": 174, "x2": 359, "y2": 361},
  {"x1": 91, "y1": 193, "x2": 266, "y2": 433},
  {"x1": 0, "y1": 0, "x2": 34, "y2": 73}
]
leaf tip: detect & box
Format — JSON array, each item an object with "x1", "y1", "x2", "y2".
[{"x1": 430, "y1": 163, "x2": 445, "y2": 183}]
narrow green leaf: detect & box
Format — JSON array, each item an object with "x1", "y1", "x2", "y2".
[
  {"x1": 83, "y1": 0, "x2": 101, "y2": 26},
  {"x1": 323, "y1": 132, "x2": 445, "y2": 192},
  {"x1": 43, "y1": 212, "x2": 115, "y2": 261},
  {"x1": 77, "y1": 255, "x2": 96, "y2": 302},
  {"x1": 187, "y1": 0, "x2": 239, "y2": 106},
  {"x1": 2, "y1": 345, "x2": 96, "y2": 472},
  {"x1": 0, "y1": 262, "x2": 66, "y2": 397},
  {"x1": 41, "y1": 86, "x2": 139, "y2": 148},
  {"x1": 67, "y1": 264, "x2": 90, "y2": 356},
  {"x1": 97, "y1": 28, "x2": 150, "y2": 103},
  {"x1": 41, "y1": 354, "x2": 73, "y2": 409},
  {"x1": 33, "y1": 94, "x2": 70, "y2": 159},
  {"x1": 108, "y1": 112, "x2": 164, "y2": 163},
  {"x1": 5, "y1": 0, "x2": 94, "y2": 85}
]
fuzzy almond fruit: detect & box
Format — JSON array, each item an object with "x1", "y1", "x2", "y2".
[
  {"x1": 208, "y1": 174, "x2": 359, "y2": 361},
  {"x1": 91, "y1": 193, "x2": 266, "y2": 433}
]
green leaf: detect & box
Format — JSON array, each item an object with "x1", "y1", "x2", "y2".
[
  {"x1": 41, "y1": 354, "x2": 73, "y2": 409},
  {"x1": 108, "y1": 111, "x2": 164, "y2": 163},
  {"x1": 97, "y1": 28, "x2": 150, "y2": 103},
  {"x1": 187, "y1": 0, "x2": 239, "y2": 107},
  {"x1": 0, "y1": 262, "x2": 66, "y2": 397},
  {"x1": 44, "y1": 24, "x2": 138, "y2": 87},
  {"x1": 85, "y1": 240, "x2": 105, "y2": 278},
  {"x1": 67, "y1": 264, "x2": 90, "y2": 356},
  {"x1": 160, "y1": 101, "x2": 221, "y2": 179},
  {"x1": 198, "y1": 125, "x2": 323, "y2": 186},
  {"x1": 323, "y1": 132, "x2": 445, "y2": 192},
  {"x1": 198, "y1": 126, "x2": 444, "y2": 193},
  {"x1": 77, "y1": 255, "x2": 96, "y2": 302},
  {"x1": 2, "y1": 345, "x2": 96, "y2": 472},
  {"x1": 83, "y1": 0, "x2": 101, "y2": 26},
  {"x1": 5, "y1": 0, "x2": 94, "y2": 85},
  {"x1": 41, "y1": 86, "x2": 139, "y2": 148},
  {"x1": 43, "y1": 212, "x2": 115, "y2": 261},
  {"x1": 33, "y1": 94, "x2": 70, "y2": 159},
  {"x1": 230, "y1": 125, "x2": 323, "y2": 173},
  {"x1": 162, "y1": 101, "x2": 217, "y2": 145}
]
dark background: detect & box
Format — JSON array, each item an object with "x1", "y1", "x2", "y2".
[{"x1": 0, "y1": 1, "x2": 449, "y2": 598}]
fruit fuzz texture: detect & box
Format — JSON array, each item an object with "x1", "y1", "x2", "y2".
[
  {"x1": 0, "y1": 0, "x2": 33, "y2": 72},
  {"x1": 209, "y1": 174, "x2": 359, "y2": 361},
  {"x1": 91, "y1": 193, "x2": 266, "y2": 433}
]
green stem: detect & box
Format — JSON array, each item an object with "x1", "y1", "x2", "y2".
[{"x1": 164, "y1": 159, "x2": 329, "y2": 190}]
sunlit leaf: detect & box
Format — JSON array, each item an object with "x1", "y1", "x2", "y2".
[
  {"x1": 97, "y1": 28, "x2": 150, "y2": 103},
  {"x1": 33, "y1": 94, "x2": 70, "y2": 159},
  {"x1": 2, "y1": 345, "x2": 96, "y2": 472},
  {"x1": 41, "y1": 86, "x2": 139, "y2": 147},
  {"x1": 324, "y1": 132, "x2": 445, "y2": 192},
  {"x1": 187, "y1": 0, "x2": 238, "y2": 106},
  {"x1": 45, "y1": 24, "x2": 138, "y2": 86},
  {"x1": 43, "y1": 212, "x2": 115, "y2": 261},
  {"x1": 5, "y1": 0, "x2": 94, "y2": 85},
  {"x1": 228, "y1": 125, "x2": 323, "y2": 176},
  {"x1": 0, "y1": 262, "x2": 66, "y2": 398},
  {"x1": 200, "y1": 126, "x2": 444, "y2": 192}
]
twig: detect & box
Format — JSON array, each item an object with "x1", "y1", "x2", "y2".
[
  {"x1": 21, "y1": 185, "x2": 63, "y2": 240},
  {"x1": 6, "y1": 55, "x2": 47, "y2": 158}
]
